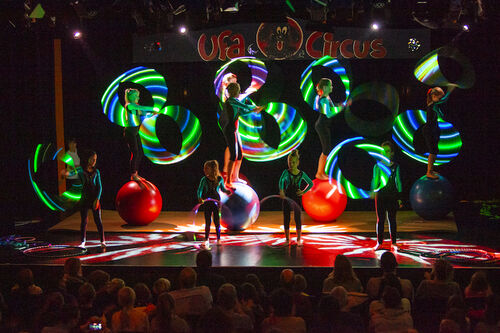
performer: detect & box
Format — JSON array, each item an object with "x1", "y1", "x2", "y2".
[
  {"x1": 123, "y1": 88, "x2": 158, "y2": 181},
  {"x1": 279, "y1": 150, "x2": 313, "y2": 246},
  {"x1": 197, "y1": 160, "x2": 231, "y2": 249},
  {"x1": 66, "y1": 149, "x2": 106, "y2": 248},
  {"x1": 64, "y1": 138, "x2": 80, "y2": 188},
  {"x1": 371, "y1": 141, "x2": 402, "y2": 251},
  {"x1": 221, "y1": 73, "x2": 238, "y2": 180},
  {"x1": 221, "y1": 82, "x2": 263, "y2": 188},
  {"x1": 424, "y1": 84, "x2": 456, "y2": 179},
  {"x1": 314, "y1": 78, "x2": 349, "y2": 180}
]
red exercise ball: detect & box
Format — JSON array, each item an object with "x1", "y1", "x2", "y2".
[
  {"x1": 302, "y1": 179, "x2": 347, "y2": 222},
  {"x1": 115, "y1": 180, "x2": 162, "y2": 226}
]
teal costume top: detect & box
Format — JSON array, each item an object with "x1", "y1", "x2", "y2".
[
  {"x1": 220, "y1": 97, "x2": 257, "y2": 129},
  {"x1": 197, "y1": 176, "x2": 229, "y2": 201},
  {"x1": 69, "y1": 167, "x2": 102, "y2": 206},
  {"x1": 371, "y1": 162, "x2": 402, "y2": 195},
  {"x1": 279, "y1": 169, "x2": 314, "y2": 194}
]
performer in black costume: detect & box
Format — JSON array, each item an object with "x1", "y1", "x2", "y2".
[
  {"x1": 197, "y1": 160, "x2": 231, "y2": 249},
  {"x1": 279, "y1": 150, "x2": 313, "y2": 246},
  {"x1": 371, "y1": 141, "x2": 402, "y2": 251},
  {"x1": 423, "y1": 84, "x2": 456, "y2": 179},
  {"x1": 123, "y1": 88, "x2": 158, "y2": 181},
  {"x1": 220, "y1": 82, "x2": 262, "y2": 188}
]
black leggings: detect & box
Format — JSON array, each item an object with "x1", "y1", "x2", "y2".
[
  {"x1": 282, "y1": 196, "x2": 302, "y2": 231},
  {"x1": 422, "y1": 124, "x2": 440, "y2": 155},
  {"x1": 124, "y1": 128, "x2": 143, "y2": 174},
  {"x1": 375, "y1": 194, "x2": 398, "y2": 244},
  {"x1": 315, "y1": 114, "x2": 333, "y2": 155},
  {"x1": 204, "y1": 201, "x2": 221, "y2": 240},
  {"x1": 80, "y1": 206, "x2": 104, "y2": 243},
  {"x1": 223, "y1": 125, "x2": 242, "y2": 161}
]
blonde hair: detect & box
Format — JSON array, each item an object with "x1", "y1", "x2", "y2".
[
  {"x1": 287, "y1": 150, "x2": 300, "y2": 168},
  {"x1": 316, "y1": 78, "x2": 332, "y2": 94},
  {"x1": 204, "y1": 160, "x2": 220, "y2": 180},
  {"x1": 117, "y1": 287, "x2": 136, "y2": 330},
  {"x1": 125, "y1": 88, "x2": 139, "y2": 104},
  {"x1": 427, "y1": 87, "x2": 445, "y2": 105},
  {"x1": 223, "y1": 73, "x2": 237, "y2": 85}
]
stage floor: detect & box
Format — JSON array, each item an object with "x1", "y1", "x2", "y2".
[{"x1": 5, "y1": 210, "x2": 496, "y2": 269}]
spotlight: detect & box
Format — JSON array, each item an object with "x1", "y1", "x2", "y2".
[
  {"x1": 462, "y1": 24, "x2": 469, "y2": 32},
  {"x1": 179, "y1": 26, "x2": 187, "y2": 34},
  {"x1": 371, "y1": 23, "x2": 380, "y2": 30},
  {"x1": 73, "y1": 30, "x2": 82, "y2": 39}
]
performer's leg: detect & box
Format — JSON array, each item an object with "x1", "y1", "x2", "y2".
[
  {"x1": 223, "y1": 147, "x2": 230, "y2": 174},
  {"x1": 427, "y1": 154, "x2": 438, "y2": 179},
  {"x1": 223, "y1": 128, "x2": 237, "y2": 188},
  {"x1": 316, "y1": 153, "x2": 328, "y2": 180},
  {"x1": 231, "y1": 133, "x2": 245, "y2": 183},
  {"x1": 315, "y1": 115, "x2": 332, "y2": 180},
  {"x1": 92, "y1": 207, "x2": 105, "y2": 244},
  {"x1": 124, "y1": 130, "x2": 141, "y2": 180},
  {"x1": 134, "y1": 133, "x2": 143, "y2": 176},
  {"x1": 283, "y1": 200, "x2": 291, "y2": 243},
  {"x1": 375, "y1": 196, "x2": 386, "y2": 246},
  {"x1": 204, "y1": 205, "x2": 212, "y2": 240},
  {"x1": 387, "y1": 199, "x2": 398, "y2": 246},
  {"x1": 294, "y1": 203, "x2": 303, "y2": 245},
  {"x1": 80, "y1": 208, "x2": 89, "y2": 246},
  {"x1": 213, "y1": 205, "x2": 221, "y2": 242}
]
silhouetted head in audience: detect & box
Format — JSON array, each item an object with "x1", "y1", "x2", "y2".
[
  {"x1": 134, "y1": 283, "x2": 152, "y2": 306},
  {"x1": 444, "y1": 307, "x2": 468, "y2": 332},
  {"x1": 332, "y1": 254, "x2": 357, "y2": 283},
  {"x1": 196, "y1": 250, "x2": 213, "y2": 269},
  {"x1": 469, "y1": 271, "x2": 490, "y2": 293},
  {"x1": 16, "y1": 268, "x2": 35, "y2": 289},
  {"x1": 42, "y1": 291, "x2": 65, "y2": 313},
  {"x1": 380, "y1": 251, "x2": 398, "y2": 273},
  {"x1": 483, "y1": 294, "x2": 500, "y2": 325},
  {"x1": 178, "y1": 267, "x2": 197, "y2": 289},
  {"x1": 87, "y1": 270, "x2": 110, "y2": 291},
  {"x1": 118, "y1": 287, "x2": 136, "y2": 309},
  {"x1": 217, "y1": 283, "x2": 238, "y2": 311},
  {"x1": 58, "y1": 304, "x2": 80, "y2": 330},
  {"x1": 78, "y1": 283, "x2": 96, "y2": 305},
  {"x1": 293, "y1": 274, "x2": 307, "y2": 294},
  {"x1": 447, "y1": 294, "x2": 466, "y2": 311},
  {"x1": 378, "y1": 272, "x2": 402, "y2": 299},
  {"x1": 432, "y1": 259, "x2": 454, "y2": 282},
  {"x1": 270, "y1": 288, "x2": 293, "y2": 317},
  {"x1": 106, "y1": 278, "x2": 125, "y2": 295},
  {"x1": 382, "y1": 286, "x2": 402, "y2": 309},
  {"x1": 199, "y1": 306, "x2": 233, "y2": 333},
  {"x1": 153, "y1": 278, "x2": 171, "y2": 296},
  {"x1": 330, "y1": 286, "x2": 348, "y2": 310},
  {"x1": 239, "y1": 282, "x2": 259, "y2": 305},
  {"x1": 279, "y1": 269, "x2": 295, "y2": 291},
  {"x1": 439, "y1": 318, "x2": 461, "y2": 333},
  {"x1": 156, "y1": 292, "x2": 176, "y2": 326},
  {"x1": 64, "y1": 257, "x2": 82, "y2": 277},
  {"x1": 318, "y1": 295, "x2": 340, "y2": 321},
  {"x1": 245, "y1": 274, "x2": 265, "y2": 294}
]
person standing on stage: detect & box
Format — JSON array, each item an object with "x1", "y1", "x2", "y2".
[
  {"x1": 197, "y1": 160, "x2": 231, "y2": 249},
  {"x1": 221, "y1": 73, "x2": 238, "y2": 180},
  {"x1": 221, "y1": 82, "x2": 263, "y2": 188},
  {"x1": 279, "y1": 150, "x2": 313, "y2": 246},
  {"x1": 423, "y1": 84, "x2": 456, "y2": 179},
  {"x1": 123, "y1": 88, "x2": 158, "y2": 181},
  {"x1": 371, "y1": 141, "x2": 402, "y2": 251},
  {"x1": 64, "y1": 138, "x2": 81, "y2": 188}
]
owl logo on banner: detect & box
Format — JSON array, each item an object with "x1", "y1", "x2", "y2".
[{"x1": 256, "y1": 17, "x2": 303, "y2": 60}]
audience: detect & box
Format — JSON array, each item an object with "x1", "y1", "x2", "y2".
[
  {"x1": 323, "y1": 254, "x2": 363, "y2": 293},
  {"x1": 152, "y1": 278, "x2": 171, "y2": 304},
  {"x1": 239, "y1": 282, "x2": 266, "y2": 332},
  {"x1": 195, "y1": 250, "x2": 226, "y2": 302},
  {"x1": 150, "y1": 292, "x2": 190, "y2": 333},
  {"x1": 330, "y1": 286, "x2": 365, "y2": 332},
  {"x1": 78, "y1": 282, "x2": 98, "y2": 326},
  {"x1": 62, "y1": 258, "x2": 86, "y2": 298},
  {"x1": 217, "y1": 283, "x2": 254, "y2": 332},
  {"x1": 465, "y1": 271, "x2": 493, "y2": 298},
  {"x1": 369, "y1": 286, "x2": 414, "y2": 333},
  {"x1": 261, "y1": 288, "x2": 306, "y2": 333},
  {"x1": 416, "y1": 259, "x2": 462, "y2": 299},
  {"x1": 168, "y1": 267, "x2": 212, "y2": 317},
  {"x1": 111, "y1": 286, "x2": 149, "y2": 332},
  {"x1": 41, "y1": 304, "x2": 80, "y2": 333},
  {"x1": 292, "y1": 274, "x2": 314, "y2": 326}
]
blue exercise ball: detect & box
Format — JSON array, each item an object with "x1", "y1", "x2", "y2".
[
  {"x1": 410, "y1": 175, "x2": 454, "y2": 220},
  {"x1": 219, "y1": 183, "x2": 260, "y2": 231}
]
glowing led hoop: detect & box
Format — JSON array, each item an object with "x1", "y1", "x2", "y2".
[
  {"x1": 344, "y1": 82, "x2": 399, "y2": 137},
  {"x1": 139, "y1": 106, "x2": 201, "y2": 164},
  {"x1": 300, "y1": 56, "x2": 351, "y2": 116},
  {"x1": 214, "y1": 57, "x2": 268, "y2": 102},
  {"x1": 101, "y1": 67, "x2": 168, "y2": 127},
  {"x1": 414, "y1": 46, "x2": 475, "y2": 89},
  {"x1": 239, "y1": 102, "x2": 307, "y2": 162},
  {"x1": 392, "y1": 109, "x2": 462, "y2": 165},
  {"x1": 325, "y1": 137, "x2": 391, "y2": 199},
  {"x1": 29, "y1": 143, "x2": 82, "y2": 212}
]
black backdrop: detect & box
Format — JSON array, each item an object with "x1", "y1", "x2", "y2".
[{"x1": 4, "y1": 18, "x2": 500, "y2": 222}]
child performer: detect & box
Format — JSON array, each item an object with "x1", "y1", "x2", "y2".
[
  {"x1": 371, "y1": 141, "x2": 402, "y2": 251},
  {"x1": 66, "y1": 149, "x2": 106, "y2": 248},
  {"x1": 123, "y1": 88, "x2": 158, "y2": 181},
  {"x1": 424, "y1": 84, "x2": 456, "y2": 179},
  {"x1": 65, "y1": 138, "x2": 80, "y2": 188},
  {"x1": 314, "y1": 78, "x2": 349, "y2": 180},
  {"x1": 197, "y1": 160, "x2": 231, "y2": 249},
  {"x1": 221, "y1": 73, "x2": 238, "y2": 180},
  {"x1": 221, "y1": 82, "x2": 263, "y2": 188},
  {"x1": 279, "y1": 150, "x2": 313, "y2": 246}
]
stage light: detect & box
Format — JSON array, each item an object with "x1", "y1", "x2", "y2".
[
  {"x1": 462, "y1": 24, "x2": 469, "y2": 32},
  {"x1": 371, "y1": 23, "x2": 380, "y2": 30},
  {"x1": 179, "y1": 26, "x2": 187, "y2": 34},
  {"x1": 73, "y1": 30, "x2": 82, "y2": 39}
]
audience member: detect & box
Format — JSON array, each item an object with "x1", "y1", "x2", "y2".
[
  {"x1": 239, "y1": 282, "x2": 266, "y2": 332},
  {"x1": 280, "y1": 268, "x2": 295, "y2": 291},
  {"x1": 465, "y1": 271, "x2": 493, "y2": 298},
  {"x1": 196, "y1": 250, "x2": 226, "y2": 301},
  {"x1": 367, "y1": 251, "x2": 414, "y2": 301},
  {"x1": 217, "y1": 283, "x2": 254, "y2": 332},
  {"x1": 62, "y1": 258, "x2": 86, "y2": 298},
  {"x1": 9, "y1": 268, "x2": 44, "y2": 331},
  {"x1": 41, "y1": 304, "x2": 80, "y2": 333},
  {"x1": 150, "y1": 292, "x2": 190, "y2": 333},
  {"x1": 78, "y1": 282, "x2": 98, "y2": 326},
  {"x1": 330, "y1": 286, "x2": 365, "y2": 332},
  {"x1": 111, "y1": 286, "x2": 149, "y2": 332},
  {"x1": 197, "y1": 306, "x2": 233, "y2": 333},
  {"x1": 369, "y1": 286, "x2": 414, "y2": 333},
  {"x1": 261, "y1": 288, "x2": 306, "y2": 333},
  {"x1": 416, "y1": 259, "x2": 461, "y2": 299},
  {"x1": 134, "y1": 282, "x2": 154, "y2": 315},
  {"x1": 474, "y1": 294, "x2": 500, "y2": 333},
  {"x1": 292, "y1": 274, "x2": 313, "y2": 326},
  {"x1": 152, "y1": 278, "x2": 171, "y2": 304},
  {"x1": 169, "y1": 267, "x2": 212, "y2": 317},
  {"x1": 323, "y1": 254, "x2": 363, "y2": 293},
  {"x1": 87, "y1": 270, "x2": 110, "y2": 294}
]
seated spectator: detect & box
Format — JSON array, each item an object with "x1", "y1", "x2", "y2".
[
  {"x1": 245, "y1": 273, "x2": 269, "y2": 314},
  {"x1": 370, "y1": 274, "x2": 411, "y2": 314},
  {"x1": 416, "y1": 259, "x2": 461, "y2": 299},
  {"x1": 150, "y1": 292, "x2": 190, "y2": 333},
  {"x1": 197, "y1": 306, "x2": 233, "y2": 333},
  {"x1": 152, "y1": 278, "x2": 171, "y2": 304},
  {"x1": 323, "y1": 254, "x2": 363, "y2": 293},
  {"x1": 87, "y1": 270, "x2": 110, "y2": 294},
  {"x1": 78, "y1": 283, "x2": 99, "y2": 326},
  {"x1": 309, "y1": 295, "x2": 340, "y2": 333},
  {"x1": 292, "y1": 274, "x2": 313, "y2": 326},
  {"x1": 369, "y1": 286, "x2": 414, "y2": 333},
  {"x1": 196, "y1": 250, "x2": 226, "y2": 302},
  {"x1": 111, "y1": 286, "x2": 149, "y2": 332},
  {"x1": 474, "y1": 294, "x2": 500, "y2": 333},
  {"x1": 239, "y1": 282, "x2": 265, "y2": 332},
  {"x1": 367, "y1": 251, "x2": 414, "y2": 301},
  {"x1": 261, "y1": 288, "x2": 306, "y2": 333},
  {"x1": 465, "y1": 271, "x2": 493, "y2": 299},
  {"x1": 134, "y1": 283, "x2": 155, "y2": 315},
  {"x1": 280, "y1": 269, "x2": 295, "y2": 291},
  {"x1": 439, "y1": 318, "x2": 461, "y2": 333},
  {"x1": 33, "y1": 291, "x2": 65, "y2": 333},
  {"x1": 11, "y1": 268, "x2": 43, "y2": 295},
  {"x1": 217, "y1": 283, "x2": 253, "y2": 333},
  {"x1": 41, "y1": 304, "x2": 80, "y2": 333},
  {"x1": 96, "y1": 278, "x2": 125, "y2": 323},
  {"x1": 330, "y1": 286, "x2": 365, "y2": 332},
  {"x1": 62, "y1": 258, "x2": 86, "y2": 298},
  {"x1": 443, "y1": 307, "x2": 470, "y2": 333},
  {"x1": 169, "y1": 267, "x2": 212, "y2": 317},
  {"x1": 9, "y1": 268, "x2": 44, "y2": 331}
]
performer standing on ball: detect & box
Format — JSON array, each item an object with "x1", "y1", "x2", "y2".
[
  {"x1": 424, "y1": 84, "x2": 456, "y2": 179},
  {"x1": 279, "y1": 150, "x2": 313, "y2": 246},
  {"x1": 123, "y1": 88, "x2": 158, "y2": 181},
  {"x1": 197, "y1": 160, "x2": 231, "y2": 249},
  {"x1": 371, "y1": 141, "x2": 402, "y2": 251},
  {"x1": 221, "y1": 73, "x2": 238, "y2": 180},
  {"x1": 221, "y1": 83, "x2": 263, "y2": 188},
  {"x1": 314, "y1": 78, "x2": 349, "y2": 180},
  {"x1": 65, "y1": 149, "x2": 106, "y2": 248}
]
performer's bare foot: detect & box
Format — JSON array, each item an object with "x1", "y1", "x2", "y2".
[
  {"x1": 216, "y1": 239, "x2": 221, "y2": 246},
  {"x1": 297, "y1": 238, "x2": 303, "y2": 246},
  {"x1": 225, "y1": 182, "x2": 235, "y2": 190},
  {"x1": 233, "y1": 178, "x2": 247, "y2": 184},
  {"x1": 374, "y1": 243, "x2": 384, "y2": 251},
  {"x1": 315, "y1": 173, "x2": 329, "y2": 180},
  {"x1": 203, "y1": 240, "x2": 211, "y2": 250},
  {"x1": 391, "y1": 243, "x2": 398, "y2": 252},
  {"x1": 79, "y1": 241, "x2": 86, "y2": 248},
  {"x1": 131, "y1": 172, "x2": 143, "y2": 181},
  {"x1": 101, "y1": 241, "x2": 107, "y2": 248},
  {"x1": 426, "y1": 172, "x2": 438, "y2": 179}
]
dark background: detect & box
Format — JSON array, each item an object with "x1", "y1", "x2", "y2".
[{"x1": 3, "y1": 8, "x2": 500, "y2": 224}]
